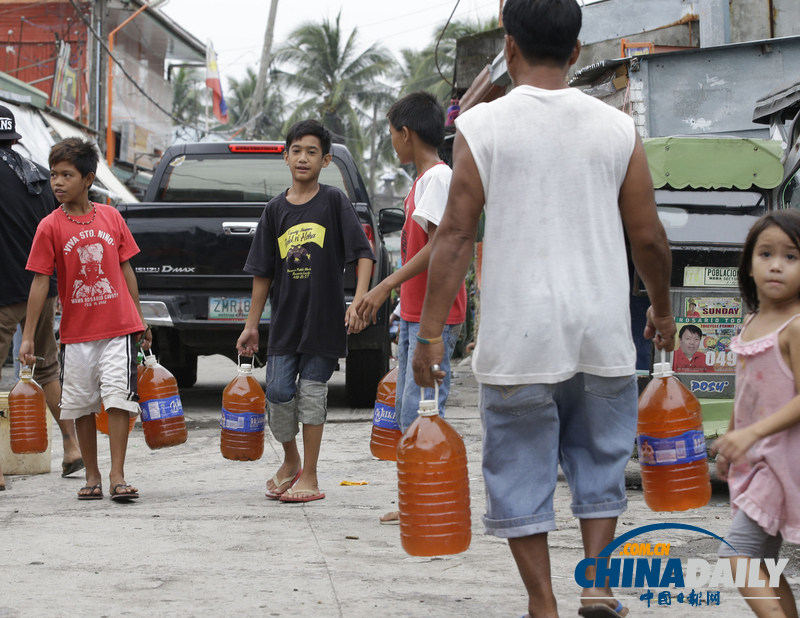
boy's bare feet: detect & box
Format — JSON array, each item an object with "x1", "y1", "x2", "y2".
[
  {"x1": 379, "y1": 510, "x2": 400, "y2": 524},
  {"x1": 77, "y1": 484, "x2": 102, "y2": 499},
  {"x1": 290, "y1": 470, "x2": 320, "y2": 496},
  {"x1": 580, "y1": 588, "x2": 628, "y2": 617},
  {"x1": 109, "y1": 482, "x2": 139, "y2": 501},
  {"x1": 265, "y1": 465, "x2": 302, "y2": 498}
]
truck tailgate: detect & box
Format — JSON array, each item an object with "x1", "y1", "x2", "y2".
[{"x1": 121, "y1": 202, "x2": 264, "y2": 291}]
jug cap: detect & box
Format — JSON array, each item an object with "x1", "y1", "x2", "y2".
[
  {"x1": 653, "y1": 348, "x2": 674, "y2": 377},
  {"x1": 237, "y1": 354, "x2": 254, "y2": 374},
  {"x1": 143, "y1": 349, "x2": 158, "y2": 367},
  {"x1": 652, "y1": 361, "x2": 674, "y2": 377},
  {"x1": 417, "y1": 380, "x2": 440, "y2": 417}
]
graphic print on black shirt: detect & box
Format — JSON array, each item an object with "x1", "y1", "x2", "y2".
[{"x1": 280, "y1": 222, "x2": 325, "y2": 281}]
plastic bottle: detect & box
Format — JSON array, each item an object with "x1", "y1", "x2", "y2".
[
  {"x1": 9, "y1": 364, "x2": 48, "y2": 454},
  {"x1": 95, "y1": 405, "x2": 136, "y2": 434},
  {"x1": 397, "y1": 385, "x2": 471, "y2": 556},
  {"x1": 370, "y1": 366, "x2": 401, "y2": 461},
  {"x1": 138, "y1": 350, "x2": 188, "y2": 449},
  {"x1": 637, "y1": 351, "x2": 711, "y2": 511},
  {"x1": 220, "y1": 357, "x2": 265, "y2": 461}
]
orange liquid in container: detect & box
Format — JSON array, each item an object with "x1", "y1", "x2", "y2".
[
  {"x1": 138, "y1": 352, "x2": 188, "y2": 450},
  {"x1": 637, "y1": 359, "x2": 711, "y2": 511},
  {"x1": 370, "y1": 366, "x2": 401, "y2": 461},
  {"x1": 9, "y1": 365, "x2": 48, "y2": 454},
  {"x1": 220, "y1": 361, "x2": 265, "y2": 461},
  {"x1": 95, "y1": 405, "x2": 137, "y2": 434},
  {"x1": 397, "y1": 389, "x2": 471, "y2": 556}
]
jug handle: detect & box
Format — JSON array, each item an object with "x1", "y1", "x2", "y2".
[
  {"x1": 419, "y1": 371, "x2": 440, "y2": 404},
  {"x1": 237, "y1": 354, "x2": 254, "y2": 368}
]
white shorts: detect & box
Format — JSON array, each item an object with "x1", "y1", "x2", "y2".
[{"x1": 59, "y1": 335, "x2": 140, "y2": 420}]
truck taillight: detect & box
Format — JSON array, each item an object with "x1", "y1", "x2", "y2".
[
  {"x1": 228, "y1": 144, "x2": 285, "y2": 153},
  {"x1": 359, "y1": 224, "x2": 377, "y2": 278},
  {"x1": 362, "y1": 224, "x2": 375, "y2": 253}
]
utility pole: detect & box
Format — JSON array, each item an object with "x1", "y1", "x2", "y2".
[
  {"x1": 368, "y1": 102, "x2": 378, "y2": 205},
  {"x1": 250, "y1": 0, "x2": 279, "y2": 138}
]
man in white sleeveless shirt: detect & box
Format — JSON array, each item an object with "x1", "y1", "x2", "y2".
[{"x1": 413, "y1": 1, "x2": 675, "y2": 617}]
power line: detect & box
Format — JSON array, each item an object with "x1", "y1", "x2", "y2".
[{"x1": 66, "y1": 0, "x2": 203, "y2": 132}]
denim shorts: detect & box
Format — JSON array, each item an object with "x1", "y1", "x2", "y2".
[
  {"x1": 480, "y1": 373, "x2": 638, "y2": 538},
  {"x1": 395, "y1": 319, "x2": 462, "y2": 433},
  {"x1": 265, "y1": 353, "x2": 338, "y2": 404}
]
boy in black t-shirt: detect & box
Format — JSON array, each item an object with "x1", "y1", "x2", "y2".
[{"x1": 237, "y1": 120, "x2": 375, "y2": 503}]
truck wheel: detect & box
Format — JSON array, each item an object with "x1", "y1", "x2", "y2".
[
  {"x1": 346, "y1": 346, "x2": 390, "y2": 408},
  {"x1": 169, "y1": 355, "x2": 198, "y2": 389}
]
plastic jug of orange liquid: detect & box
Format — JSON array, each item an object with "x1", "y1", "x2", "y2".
[
  {"x1": 397, "y1": 383, "x2": 471, "y2": 556},
  {"x1": 138, "y1": 350, "x2": 188, "y2": 449},
  {"x1": 96, "y1": 350, "x2": 140, "y2": 435},
  {"x1": 9, "y1": 363, "x2": 48, "y2": 454},
  {"x1": 95, "y1": 405, "x2": 136, "y2": 434},
  {"x1": 370, "y1": 366, "x2": 401, "y2": 461},
  {"x1": 637, "y1": 350, "x2": 711, "y2": 511},
  {"x1": 220, "y1": 356, "x2": 265, "y2": 461}
]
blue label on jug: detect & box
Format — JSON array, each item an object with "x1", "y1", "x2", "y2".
[
  {"x1": 373, "y1": 402, "x2": 399, "y2": 430},
  {"x1": 637, "y1": 430, "x2": 707, "y2": 466},
  {"x1": 140, "y1": 395, "x2": 184, "y2": 422},
  {"x1": 220, "y1": 407, "x2": 265, "y2": 433}
]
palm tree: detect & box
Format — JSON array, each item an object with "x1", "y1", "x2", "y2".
[
  {"x1": 273, "y1": 13, "x2": 395, "y2": 164},
  {"x1": 398, "y1": 16, "x2": 500, "y2": 103},
  {"x1": 226, "y1": 67, "x2": 285, "y2": 139},
  {"x1": 171, "y1": 67, "x2": 203, "y2": 126}
]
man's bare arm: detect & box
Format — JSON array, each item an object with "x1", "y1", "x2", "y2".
[{"x1": 619, "y1": 135, "x2": 675, "y2": 350}]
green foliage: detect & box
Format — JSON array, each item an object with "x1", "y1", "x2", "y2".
[
  {"x1": 273, "y1": 13, "x2": 395, "y2": 164},
  {"x1": 397, "y1": 16, "x2": 500, "y2": 104},
  {"x1": 226, "y1": 67, "x2": 286, "y2": 140},
  {"x1": 171, "y1": 67, "x2": 203, "y2": 126}
]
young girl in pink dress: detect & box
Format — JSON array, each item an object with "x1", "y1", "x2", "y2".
[{"x1": 712, "y1": 210, "x2": 800, "y2": 618}]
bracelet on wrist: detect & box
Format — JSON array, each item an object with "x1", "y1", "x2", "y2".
[{"x1": 416, "y1": 333, "x2": 443, "y2": 345}]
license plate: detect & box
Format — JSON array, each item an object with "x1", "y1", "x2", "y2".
[{"x1": 208, "y1": 297, "x2": 270, "y2": 322}]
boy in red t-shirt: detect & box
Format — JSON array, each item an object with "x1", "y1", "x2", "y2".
[
  {"x1": 20, "y1": 138, "x2": 151, "y2": 502},
  {"x1": 355, "y1": 91, "x2": 467, "y2": 524}
]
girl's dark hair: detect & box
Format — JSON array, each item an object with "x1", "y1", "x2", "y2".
[
  {"x1": 285, "y1": 119, "x2": 332, "y2": 156},
  {"x1": 503, "y1": 0, "x2": 582, "y2": 66},
  {"x1": 739, "y1": 209, "x2": 800, "y2": 311},
  {"x1": 48, "y1": 137, "x2": 98, "y2": 177}
]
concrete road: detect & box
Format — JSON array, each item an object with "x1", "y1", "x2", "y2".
[{"x1": 1, "y1": 355, "x2": 797, "y2": 617}]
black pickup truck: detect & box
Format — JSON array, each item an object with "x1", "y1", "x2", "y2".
[{"x1": 120, "y1": 141, "x2": 404, "y2": 407}]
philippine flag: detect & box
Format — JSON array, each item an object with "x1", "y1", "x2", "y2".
[{"x1": 206, "y1": 42, "x2": 229, "y2": 124}]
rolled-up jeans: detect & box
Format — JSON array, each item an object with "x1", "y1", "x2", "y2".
[
  {"x1": 480, "y1": 373, "x2": 638, "y2": 538},
  {"x1": 395, "y1": 319, "x2": 462, "y2": 433}
]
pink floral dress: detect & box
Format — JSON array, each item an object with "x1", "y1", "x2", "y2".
[{"x1": 728, "y1": 314, "x2": 800, "y2": 543}]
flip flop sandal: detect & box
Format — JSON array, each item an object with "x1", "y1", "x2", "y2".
[
  {"x1": 279, "y1": 488, "x2": 325, "y2": 503},
  {"x1": 578, "y1": 600, "x2": 626, "y2": 617},
  {"x1": 110, "y1": 484, "x2": 139, "y2": 501},
  {"x1": 62, "y1": 458, "x2": 85, "y2": 477},
  {"x1": 379, "y1": 511, "x2": 400, "y2": 525},
  {"x1": 265, "y1": 468, "x2": 302, "y2": 499},
  {"x1": 78, "y1": 484, "x2": 103, "y2": 500}
]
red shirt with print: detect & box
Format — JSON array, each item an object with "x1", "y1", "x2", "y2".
[
  {"x1": 26, "y1": 203, "x2": 143, "y2": 343},
  {"x1": 400, "y1": 166, "x2": 466, "y2": 324},
  {"x1": 673, "y1": 348, "x2": 714, "y2": 373}
]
